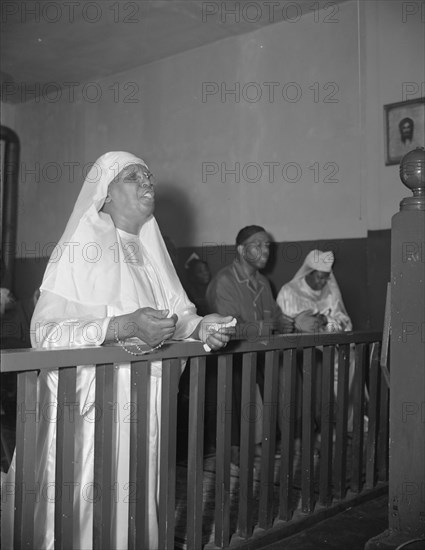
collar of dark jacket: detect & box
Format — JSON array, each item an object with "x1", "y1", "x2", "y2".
[{"x1": 232, "y1": 260, "x2": 264, "y2": 294}]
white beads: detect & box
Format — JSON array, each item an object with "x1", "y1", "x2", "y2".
[{"x1": 110, "y1": 316, "x2": 165, "y2": 356}]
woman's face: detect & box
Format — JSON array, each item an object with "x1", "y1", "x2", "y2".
[
  {"x1": 305, "y1": 269, "x2": 330, "y2": 291},
  {"x1": 193, "y1": 262, "x2": 211, "y2": 285},
  {"x1": 107, "y1": 163, "x2": 155, "y2": 220}
]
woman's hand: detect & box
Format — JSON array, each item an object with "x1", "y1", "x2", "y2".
[
  {"x1": 197, "y1": 314, "x2": 237, "y2": 351},
  {"x1": 115, "y1": 307, "x2": 178, "y2": 347},
  {"x1": 0, "y1": 288, "x2": 15, "y2": 315},
  {"x1": 316, "y1": 314, "x2": 328, "y2": 331}
]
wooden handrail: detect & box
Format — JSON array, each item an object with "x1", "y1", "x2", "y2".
[{"x1": 1, "y1": 331, "x2": 382, "y2": 372}]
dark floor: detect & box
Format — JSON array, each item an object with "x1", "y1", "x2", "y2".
[{"x1": 261, "y1": 494, "x2": 388, "y2": 550}]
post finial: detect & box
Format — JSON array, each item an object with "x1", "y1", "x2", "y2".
[{"x1": 399, "y1": 147, "x2": 425, "y2": 211}]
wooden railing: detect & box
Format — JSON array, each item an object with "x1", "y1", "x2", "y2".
[{"x1": 1, "y1": 331, "x2": 387, "y2": 550}]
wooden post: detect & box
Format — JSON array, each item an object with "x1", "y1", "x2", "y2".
[{"x1": 366, "y1": 148, "x2": 425, "y2": 549}]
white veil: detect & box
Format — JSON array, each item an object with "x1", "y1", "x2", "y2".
[
  {"x1": 40, "y1": 151, "x2": 197, "y2": 323},
  {"x1": 289, "y1": 249, "x2": 342, "y2": 299}
]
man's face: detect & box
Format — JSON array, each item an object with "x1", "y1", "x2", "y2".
[
  {"x1": 107, "y1": 163, "x2": 155, "y2": 219},
  {"x1": 240, "y1": 231, "x2": 271, "y2": 271},
  {"x1": 400, "y1": 121, "x2": 413, "y2": 142},
  {"x1": 305, "y1": 269, "x2": 330, "y2": 291}
]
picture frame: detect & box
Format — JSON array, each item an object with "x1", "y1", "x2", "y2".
[{"x1": 384, "y1": 98, "x2": 425, "y2": 166}]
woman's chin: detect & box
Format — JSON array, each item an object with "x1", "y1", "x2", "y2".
[{"x1": 139, "y1": 199, "x2": 155, "y2": 216}]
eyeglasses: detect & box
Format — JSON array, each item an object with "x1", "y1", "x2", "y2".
[
  {"x1": 141, "y1": 168, "x2": 155, "y2": 185},
  {"x1": 121, "y1": 166, "x2": 155, "y2": 186}
]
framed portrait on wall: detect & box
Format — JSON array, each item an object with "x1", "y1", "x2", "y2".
[{"x1": 384, "y1": 98, "x2": 425, "y2": 165}]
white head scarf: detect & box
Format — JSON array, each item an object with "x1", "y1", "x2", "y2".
[
  {"x1": 40, "y1": 151, "x2": 197, "y2": 321},
  {"x1": 289, "y1": 249, "x2": 344, "y2": 304},
  {"x1": 292, "y1": 250, "x2": 334, "y2": 280}
]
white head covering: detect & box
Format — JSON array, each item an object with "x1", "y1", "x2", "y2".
[
  {"x1": 292, "y1": 250, "x2": 334, "y2": 280},
  {"x1": 40, "y1": 151, "x2": 197, "y2": 321},
  {"x1": 289, "y1": 249, "x2": 342, "y2": 301}
]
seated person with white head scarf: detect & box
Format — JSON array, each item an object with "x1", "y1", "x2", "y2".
[
  {"x1": 276, "y1": 249, "x2": 354, "y2": 437},
  {"x1": 1, "y1": 152, "x2": 235, "y2": 550},
  {"x1": 277, "y1": 249, "x2": 352, "y2": 333}
]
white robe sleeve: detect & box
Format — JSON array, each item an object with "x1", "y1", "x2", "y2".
[
  {"x1": 277, "y1": 284, "x2": 318, "y2": 318},
  {"x1": 30, "y1": 290, "x2": 110, "y2": 349}
]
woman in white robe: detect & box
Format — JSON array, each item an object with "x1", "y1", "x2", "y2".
[
  {"x1": 276, "y1": 250, "x2": 354, "y2": 433},
  {"x1": 2, "y1": 151, "x2": 235, "y2": 550},
  {"x1": 276, "y1": 250, "x2": 352, "y2": 333}
]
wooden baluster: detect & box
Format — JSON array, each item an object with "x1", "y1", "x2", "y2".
[
  {"x1": 351, "y1": 343, "x2": 366, "y2": 493},
  {"x1": 365, "y1": 343, "x2": 381, "y2": 489},
  {"x1": 258, "y1": 350, "x2": 279, "y2": 530},
  {"x1": 158, "y1": 358, "x2": 180, "y2": 550},
  {"x1": 319, "y1": 345, "x2": 335, "y2": 506},
  {"x1": 301, "y1": 348, "x2": 316, "y2": 514},
  {"x1": 187, "y1": 356, "x2": 206, "y2": 549},
  {"x1": 377, "y1": 367, "x2": 389, "y2": 482},
  {"x1": 93, "y1": 363, "x2": 115, "y2": 550},
  {"x1": 128, "y1": 360, "x2": 149, "y2": 550},
  {"x1": 334, "y1": 344, "x2": 350, "y2": 499},
  {"x1": 14, "y1": 370, "x2": 38, "y2": 550},
  {"x1": 278, "y1": 348, "x2": 297, "y2": 522},
  {"x1": 210, "y1": 354, "x2": 233, "y2": 549},
  {"x1": 55, "y1": 367, "x2": 77, "y2": 549},
  {"x1": 236, "y1": 352, "x2": 256, "y2": 539}
]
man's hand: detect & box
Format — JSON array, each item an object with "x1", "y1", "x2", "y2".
[
  {"x1": 123, "y1": 307, "x2": 178, "y2": 347},
  {"x1": 294, "y1": 310, "x2": 326, "y2": 333},
  {"x1": 276, "y1": 312, "x2": 295, "y2": 334},
  {"x1": 198, "y1": 314, "x2": 236, "y2": 351}
]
